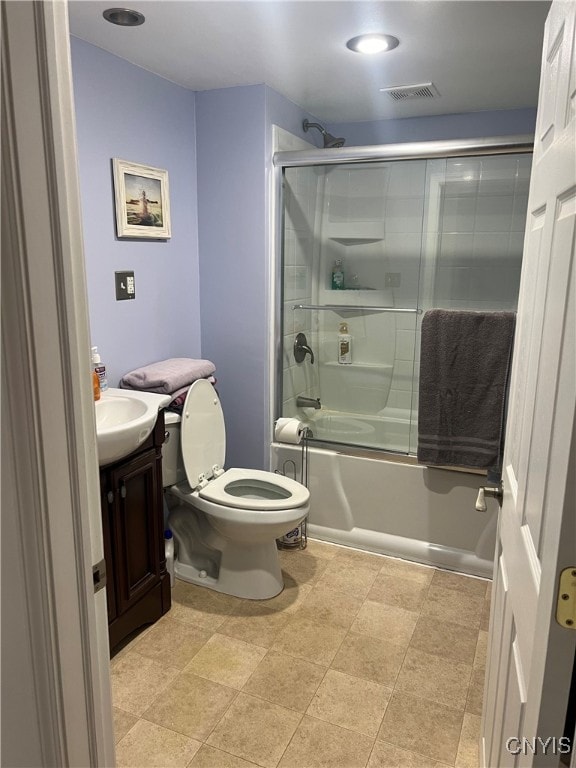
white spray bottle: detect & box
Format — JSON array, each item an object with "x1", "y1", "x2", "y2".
[{"x1": 338, "y1": 322, "x2": 352, "y2": 364}]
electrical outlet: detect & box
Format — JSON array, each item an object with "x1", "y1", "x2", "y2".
[
  {"x1": 115, "y1": 271, "x2": 135, "y2": 300},
  {"x1": 385, "y1": 272, "x2": 401, "y2": 288}
]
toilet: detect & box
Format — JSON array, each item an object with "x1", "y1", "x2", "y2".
[{"x1": 162, "y1": 378, "x2": 310, "y2": 599}]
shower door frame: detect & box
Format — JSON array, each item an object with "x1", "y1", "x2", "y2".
[{"x1": 272, "y1": 135, "x2": 534, "y2": 456}]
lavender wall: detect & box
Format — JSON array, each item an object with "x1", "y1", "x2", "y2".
[
  {"x1": 328, "y1": 108, "x2": 537, "y2": 147},
  {"x1": 70, "y1": 38, "x2": 200, "y2": 386},
  {"x1": 195, "y1": 85, "x2": 318, "y2": 469},
  {"x1": 195, "y1": 86, "x2": 268, "y2": 470}
]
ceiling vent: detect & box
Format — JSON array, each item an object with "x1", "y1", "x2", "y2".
[{"x1": 380, "y1": 82, "x2": 440, "y2": 101}]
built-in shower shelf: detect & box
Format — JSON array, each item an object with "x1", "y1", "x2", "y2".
[
  {"x1": 318, "y1": 287, "x2": 394, "y2": 315},
  {"x1": 327, "y1": 222, "x2": 385, "y2": 245}
]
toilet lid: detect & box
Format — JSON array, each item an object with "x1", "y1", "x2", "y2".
[{"x1": 181, "y1": 379, "x2": 226, "y2": 488}]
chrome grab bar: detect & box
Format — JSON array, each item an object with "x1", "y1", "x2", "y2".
[{"x1": 293, "y1": 304, "x2": 422, "y2": 314}]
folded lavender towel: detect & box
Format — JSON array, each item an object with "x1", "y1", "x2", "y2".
[{"x1": 120, "y1": 358, "x2": 216, "y2": 395}]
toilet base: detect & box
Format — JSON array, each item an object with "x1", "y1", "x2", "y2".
[{"x1": 174, "y1": 539, "x2": 285, "y2": 600}]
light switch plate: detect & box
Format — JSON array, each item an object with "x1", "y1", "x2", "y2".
[{"x1": 115, "y1": 271, "x2": 135, "y2": 300}]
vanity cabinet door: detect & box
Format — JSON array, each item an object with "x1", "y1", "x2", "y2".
[
  {"x1": 100, "y1": 472, "x2": 117, "y2": 623},
  {"x1": 109, "y1": 449, "x2": 161, "y2": 616}
]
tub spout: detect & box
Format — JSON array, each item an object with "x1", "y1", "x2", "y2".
[{"x1": 296, "y1": 396, "x2": 321, "y2": 409}]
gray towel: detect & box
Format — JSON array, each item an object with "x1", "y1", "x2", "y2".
[
  {"x1": 417, "y1": 309, "x2": 515, "y2": 471},
  {"x1": 120, "y1": 358, "x2": 216, "y2": 395}
]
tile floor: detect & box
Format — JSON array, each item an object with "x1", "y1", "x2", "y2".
[{"x1": 111, "y1": 540, "x2": 490, "y2": 768}]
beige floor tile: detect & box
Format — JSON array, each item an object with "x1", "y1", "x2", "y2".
[
  {"x1": 480, "y1": 600, "x2": 491, "y2": 631},
  {"x1": 377, "y1": 691, "x2": 464, "y2": 765},
  {"x1": 350, "y1": 600, "x2": 418, "y2": 646},
  {"x1": 170, "y1": 581, "x2": 236, "y2": 632},
  {"x1": 278, "y1": 716, "x2": 374, "y2": 768},
  {"x1": 184, "y1": 633, "x2": 266, "y2": 690},
  {"x1": 218, "y1": 603, "x2": 291, "y2": 648},
  {"x1": 396, "y1": 647, "x2": 472, "y2": 710},
  {"x1": 422, "y1": 585, "x2": 485, "y2": 629},
  {"x1": 307, "y1": 669, "x2": 392, "y2": 737},
  {"x1": 456, "y1": 712, "x2": 482, "y2": 768},
  {"x1": 409, "y1": 615, "x2": 479, "y2": 665},
  {"x1": 474, "y1": 630, "x2": 488, "y2": 669},
  {"x1": 465, "y1": 666, "x2": 485, "y2": 716},
  {"x1": 378, "y1": 557, "x2": 435, "y2": 584},
  {"x1": 260, "y1": 580, "x2": 313, "y2": 615},
  {"x1": 271, "y1": 616, "x2": 347, "y2": 666},
  {"x1": 207, "y1": 693, "x2": 302, "y2": 768},
  {"x1": 368, "y1": 741, "x2": 447, "y2": 768},
  {"x1": 333, "y1": 546, "x2": 387, "y2": 571},
  {"x1": 316, "y1": 560, "x2": 379, "y2": 598},
  {"x1": 278, "y1": 550, "x2": 329, "y2": 585},
  {"x1": 304, "y1": 539, "x2": 339, "y2": 560},
  {"x1": 111, "y1": 651, "x2": 179, "y2": 716},
  {"x1": 113, "y1": 707, "x2": 138, "y2": 744},
  {"x1": 242, "y1": 650, "x2": 326, "y2": 712},
  {"x1": 295, "y1": 584, "x2": 364, "y2": 629},
  {"x1": 131, "y1": 616, "x2": 211, "y2": 669},
  {"x1": 143, "y1": 671, "x2": 237, "y2": 740},
  {"x1": 331, "y1": 631, "x2": 406, "y2": 688},
  {"x1": 431, "y1": 570, "x2": 489, "y2": 598},
  {"x1": 367, "y1": 572, "x2": 430, "y2": 612},
  {"x1": 115, "y1": 719, "x2": 201, "y2": 767},
  {"x1": 189, "y1": 745, "x2": 259, "y2": 767}
]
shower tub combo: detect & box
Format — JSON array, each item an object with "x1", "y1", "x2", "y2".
[{"x1": 272, "y1": 133, "x2": 533, "y2": 578}]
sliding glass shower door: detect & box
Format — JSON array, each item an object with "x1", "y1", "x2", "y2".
[{"x1": 279, "y1": 151, "x2": 531, "y2": 455}]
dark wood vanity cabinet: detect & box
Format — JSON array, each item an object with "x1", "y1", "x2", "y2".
[{"x1": 100, "y1": 410, "x2": 170, "y2": 654}]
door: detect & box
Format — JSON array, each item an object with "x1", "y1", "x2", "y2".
[
  {"x1": 482, "y1": 1, "x2": 576, "y2": 766},
  {"x1": 2, "y1": 2, "x2": 115, "y2": 765}
]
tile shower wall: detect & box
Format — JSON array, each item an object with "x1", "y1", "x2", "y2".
[
  {"x1": 282, "y1": 167, "x2": 319, "y2": 416},
  {"x1": 425, "y1": 154, "x2": 531, "y2": 311}
]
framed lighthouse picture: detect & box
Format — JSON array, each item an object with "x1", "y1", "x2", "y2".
[{"x1": 112, "y1": 159, "x2": 171, "y2": 239}]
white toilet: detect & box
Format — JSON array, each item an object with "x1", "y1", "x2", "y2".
[{"x1": 162, "y1": 379, "x2": 310, "y2": 599}]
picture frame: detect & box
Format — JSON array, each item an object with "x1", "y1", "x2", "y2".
[{"x1": 112, "y1": 158, "x2": 171, "y2": 239}]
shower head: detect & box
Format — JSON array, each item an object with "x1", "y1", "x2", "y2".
[{"x1": 303, "y1": 119, "x2": 346, "y2": 148}]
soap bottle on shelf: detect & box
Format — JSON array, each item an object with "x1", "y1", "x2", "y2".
[
  {"x1": 331, "y1": 259, "x2": 345, "y2": 290},
  {"x1": 338, "y1": 322, "x2": 352, "y2": 364},
  {"x1": 91, "y1": 346, "x2": 108, "y2": 392}
]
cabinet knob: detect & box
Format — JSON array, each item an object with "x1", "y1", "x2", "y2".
[
  {"x1": 107, "y1": 491, "x2": 114, "y2": 504},
  {"x1": 120, "y1": 485, "x2": 127, "y2": 499}
]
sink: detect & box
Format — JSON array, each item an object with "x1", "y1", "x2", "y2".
[{"x1": 95, "y1": 388, "x2": 172, "y2": 466}]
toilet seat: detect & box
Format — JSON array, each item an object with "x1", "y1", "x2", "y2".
[
  {"x1": 180, "y1": 380, "x2": 309, "y2": 511},
  {"x1": 199, "y1": 467, "x2": 309, "y2": 510}
]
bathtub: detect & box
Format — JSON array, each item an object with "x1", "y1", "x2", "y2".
[
  {"x1": 271, "y1": 441, "x2": 497, "y2": 578},
  {"x1": 302, "y1": 408, "x2": 415, "y2": 453}
]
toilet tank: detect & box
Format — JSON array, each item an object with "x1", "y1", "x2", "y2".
[{"x1": 162, "y1": 411, "x2": 186, "y2": 487}]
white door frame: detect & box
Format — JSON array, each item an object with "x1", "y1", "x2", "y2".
[{"x1": 1, "y1": 1, "x2": 115, "y2": 765}]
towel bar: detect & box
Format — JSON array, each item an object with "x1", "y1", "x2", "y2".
[{"x1": 293, "y1": 304, "x2": 422, "y2": 314}]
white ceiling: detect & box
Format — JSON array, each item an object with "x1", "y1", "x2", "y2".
[{"x1": 68, "y1": 0, "x2": 551, "y2": 124}]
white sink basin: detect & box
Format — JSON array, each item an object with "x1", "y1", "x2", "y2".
[{"x1": 95, "y1": 388, "x2": 172, "y2": 466}]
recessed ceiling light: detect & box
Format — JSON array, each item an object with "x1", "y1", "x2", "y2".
[
  {"x1": 103, "y1": 8, "x2": 145, "y2": 26},
  {"x1": 346, "y1": 34, "x2": 399, "y2": 54}
]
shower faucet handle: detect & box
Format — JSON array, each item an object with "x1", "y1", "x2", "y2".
[
  {"x1": 475, "y1": 485, "x2": 503, "y2": 512},
  {"x1": 294, "y1": 333, "x2": 315, "y2": 364}
]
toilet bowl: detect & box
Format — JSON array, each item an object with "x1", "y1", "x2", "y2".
[{"x1": 163, "y1": 379, "x2": 310, "y2": 599}]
